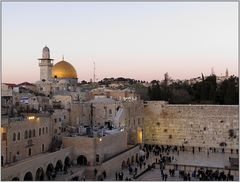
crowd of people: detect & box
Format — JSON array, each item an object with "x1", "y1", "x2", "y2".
[
  {"x1": 112, "y1": 144, "x2": 237, "y2": 181},
  {"x1": 178, "y1": 168, "x2": 234, "y2": 181}
]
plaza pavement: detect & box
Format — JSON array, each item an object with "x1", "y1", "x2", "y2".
[{"x1": 105, "y1": 150, "x2": 239, "y2": 181}]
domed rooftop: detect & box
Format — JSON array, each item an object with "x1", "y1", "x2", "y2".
[{"x1": 52, "y1": 58, "x2": 77, "y2": 79}]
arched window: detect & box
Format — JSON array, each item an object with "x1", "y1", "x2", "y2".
[
  {"x1": 46, "y1": 127, "x2": 48, "y2": 134},
  {"x1": 42, "y1": 128, "x2": 45, "y2": 135},
  {"x1": 33, "y1": 129, "x2": 35, "y2": 137},
  {"x1": 29, "y1": 130, "x2": 32, "y2": 138},
  {"x1": 13, "y1": 133, "x2": 16, "y2": 141},
  {"x1": 24, "y1": 131, "x2": 28, "y2": 139},
  {"x1": 39, "y1": 128, "x2": 41, "y2": 136},
  {"x1": 17, "y1": 132, "x2": 20, "y2": 140}
]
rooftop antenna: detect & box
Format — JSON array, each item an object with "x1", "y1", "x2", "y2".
[
  {"x1": 211, "y1": 67, "x2": 215, "y2": 75},
  {"x1": 93, "y1": 61, "x2": 96, "y2": 83}
]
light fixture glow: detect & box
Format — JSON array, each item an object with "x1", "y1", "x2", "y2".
[{"x1": 28, "y1": 116, "x2": 35, "y2": 120}]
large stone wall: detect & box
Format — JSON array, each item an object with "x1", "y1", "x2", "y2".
[{"x1": 143, "y1": 101, "x2": 239, "y2": 151}]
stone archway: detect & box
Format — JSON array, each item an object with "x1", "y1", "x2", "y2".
[
  {"x1": 121, "y1": 160, "x2": 126, "y2": 169},
  {"x1": 77, "y1": 155, "x2": 87, "y2": 166},
  {"x1": 1, "y1": 155, "x2": 3, "y2": 167},
  {"x1": 127, "y1": 158, "x2": 130, "y2": 166},
  {"x1": 135, "y1": 153, "x2": 139, "y2": 162},
  {"x1": 35, "y1": 167, "x2": 44, "y2": 181},
  {"x1": 55, "y1": 160, "x2": 63, "y2": 172},
  {"x1": 131, "y1": 155, "x2": 134, "y2": 164},
  {"x1": 64, "y1": 156, "x2": 71, "y2": 168},
  {"x1": 46, "y1": 163, "x2": 54, "y2": 180},
  {"x1": 23, "y1": 172, "x2": 33, "y2": 181},
  {"x1": 11, "y1": 177, "x2": 20, "y2": 181}
]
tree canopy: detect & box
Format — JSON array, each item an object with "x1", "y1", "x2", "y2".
[{"x1": 148, "y1": 75, "x2": 238, "y2": 105}]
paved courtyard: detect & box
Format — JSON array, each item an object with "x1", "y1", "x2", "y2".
[
  {"x1": 170, "y1": 150, "x2": 238, "y2": 168},
  {"x1": 105, "y1": 150, "x2": 239, "y2": 181},
  {"x1": 137, "y1": 167, "x2": 239, "y2": 181},
  {"x1": 54, "y1": 166, "x2": 86, "y2": 181}
]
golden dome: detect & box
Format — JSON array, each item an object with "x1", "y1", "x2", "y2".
[{"x1": 52, "y1": 60, "x2": 77, "y2": 79}]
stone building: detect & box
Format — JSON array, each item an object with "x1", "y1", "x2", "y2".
[
  {"x1": 1, "y1": 114, "x2": 52, "y2": 165},
  {"x1": 86, "y1": 87, "x2": 139, "y2": 101},
  {"x1": 62, "y1": 129, "x2": 128, "y2": 166}
]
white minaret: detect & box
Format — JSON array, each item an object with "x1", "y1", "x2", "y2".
[{"x1": 38, "y1": 46, "x2": 53, "y2": 81}]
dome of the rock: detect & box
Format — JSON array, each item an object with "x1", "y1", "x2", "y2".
[{"x1": 52, "y1": 60, "x2": 77, "y2": 79}]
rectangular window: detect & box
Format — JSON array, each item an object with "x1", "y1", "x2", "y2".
[
  {"x1": 28, "y1": 148, "x2": 31, "y2": 156},
  {"x1": 96, "y1": 154, "x2": 100, "y2": 162},
  {"x1": 25, "y1": 131, "x2": 28, "y2": 139},
  {"x1": 39, "y1": 128, "x2": 41, "y2": 136}
]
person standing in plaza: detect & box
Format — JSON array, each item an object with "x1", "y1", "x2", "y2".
[
  {"x1": 164, "y1": 173, "x2": 168, "y2": 181},
  {"x1": 115, "y1": 172, "x2": 118, "y2": 180},
  {"x1": 161, "y1": 172, "x2": 165, "y2": 180},
  {"x1": 94, "y1": 169, "x2": 97, "y2": 175}
]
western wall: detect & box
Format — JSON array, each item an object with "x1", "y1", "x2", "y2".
[{"x1": 143, "y1": 101, "x2": 239, "y2": 152}]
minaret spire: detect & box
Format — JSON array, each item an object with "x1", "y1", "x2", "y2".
[{"x1": 38, "y1": 46, "x2": 53, "y2": 81}]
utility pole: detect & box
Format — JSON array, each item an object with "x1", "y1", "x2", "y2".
[{"x1": 90, "y1": 103, "x2": 94, "y2": 136}]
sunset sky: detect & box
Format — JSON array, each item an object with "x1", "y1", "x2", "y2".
[{"x1": 2, "y1": 2, "x2": 238, "y2": 83}]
